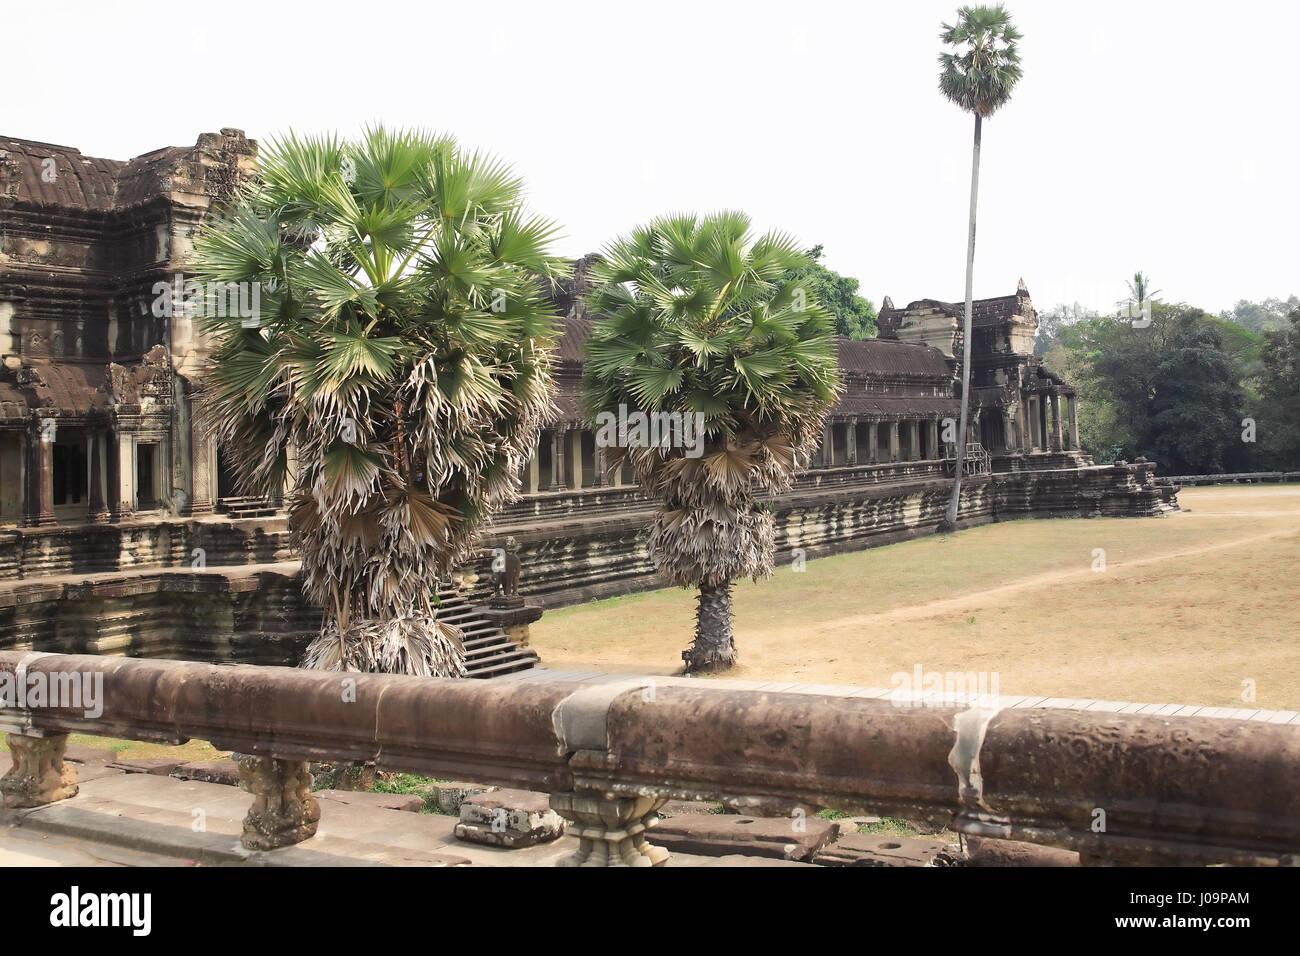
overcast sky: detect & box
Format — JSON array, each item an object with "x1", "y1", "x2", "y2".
[{"x1": 8, "y1": 0, "x2": 1296, "y2": 317}]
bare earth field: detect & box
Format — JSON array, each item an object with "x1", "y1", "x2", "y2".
[{"x1": 530, "y1": 484, "x2": 1300, "y2": 710}]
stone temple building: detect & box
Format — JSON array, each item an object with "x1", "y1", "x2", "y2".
[{"x1": 0, "y1": 130, "x2": 1175, "y2": 670}]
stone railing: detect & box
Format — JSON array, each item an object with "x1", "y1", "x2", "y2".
[
  {"x1": 1155, "y1": 471, "x2": 1300, "y2": 487},
  {"x1": 946, "y1": 442, "x2": 992, "y2": 478},
  {"x1": 2, "y1": 652, "x2": 1296, "y2": 866}
]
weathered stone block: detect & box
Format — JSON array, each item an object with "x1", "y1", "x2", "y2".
[
  {"x1": 813, "y1": 832, "x2": 959, "y2": 867},
  {"x1": 316, "y1": 789, "x2": 424, "y2": 813},
  {"x1": 171, "y1": 759, "x2": 241, "y2": 786},
  {"x1": 453, "y1": 788, "x2": 565, "y2": 847},
  {"x1": 434, "y1": 781, "x2": 495, "y2": 814},
  {"x1": 108, "y1": 757, "x2": 185, "y2": 775},
  {"x1": 651, "y1": 814, "x2": 839, "y2": 862},
  {"x1": 965, "y1": 835, "x2": 1079, "y2": 867}
]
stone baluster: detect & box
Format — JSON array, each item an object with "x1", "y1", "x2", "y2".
[
  {"x1": 236, "y1": 754, "x2": 321, "y2": 850},
  {"x1": 0, "y1": 732, "x2": 79, "y2": 808}
]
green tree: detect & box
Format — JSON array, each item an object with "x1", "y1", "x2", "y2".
[
  {"x1": 191, "y1": 127, "x2": 565, "y2": 676},
  {"x1": 1058, "y1": 304, "x2": 1248, "y2": 473},
  {"x1": 936, "y1": 4, "x2": 1023, "y2": 531},
  {"x1": 1224, "y1": 296, "x2": 1299, "y2": 334},
  {"x1": 780, "y1": 245, "x2": 877, "y2": 339},
  {"x1": 1035, "y1": 302, "x2": 1093, "y2": 357},
  {"x1": 1255, "y1": 307, "x2": 1300, "y2": 468},
  {"x1": 581, "y1": 212, "x2": 840, "y2": 673}
]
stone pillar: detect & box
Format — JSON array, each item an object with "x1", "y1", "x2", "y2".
[
  {"x1": 846, "y1": 418, "x2": 858, "y2": 466},
  {"x1": 570, "y1": 428, "x2": 585, "y2": 490},
  {"x1": 189, "y1": 434, "x2": 215, "y2": 515},
  {"x1": 1028, "y1": 397, "x2": 1041, "y2": 452},
  {"x1": 1, "y1": 732, "x2": 79, "y2": 808},
  {"x1": 593, "y1": 445, "x2": 607, "y2": 488},
  {"x1": 888, "y1": 422, "x2": 900, "y2": 462},
  {"x1": 911, "y1": 422, "x2": 922, "y2": 461},
  {"x1": 527, "y1": 448, "x2": 541, "y2": 494},
  {"x1": 551, "y1": 428, "x2": 567, "y2": 492},
  {"x1": 87, "y1": 430, "x2": 109, "y2": 522},
  {"x1": 1050, "y1": 393, "x2": 1063, "y2": 452},
  {"x1": 1003, "y1": 411, "x2": 1014, "y2": 454},
  {"x1": 1068, "y1": 396, "x2": 1081, "y2": 451},
  {"x1": 550, "y1": 792, "x2": 670, "y2": 867},
  {"x1": 820, "y1": 424, "x2": 833, "y2": 467},
  {"x1": 25, "y1": 417, "x2": 55, "y2": 527},
  {"x1": 929, "y1": 420, "x2": 940, "y2": 461},
  {"x1": 236, "y1": 754, "x2": 321, "y2": 850},
  {"x1": 112, "y1": 428, "x2": 133, "y2": 519},
  {"x1": 866, "y1": 422, "x2": 878, "y2": 464}
]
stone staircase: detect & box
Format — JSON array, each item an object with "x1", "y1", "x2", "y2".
[
  {"x1": 434, "y1": 586, "x2": 539, "y2": 678},
  {"x1": 216, "y1": 496, "x2": 281, "y2": 520}
]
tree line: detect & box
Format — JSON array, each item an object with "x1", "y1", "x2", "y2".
[{"x1": 1035, "y1": 294, "x2": 1300, "y2": 474}]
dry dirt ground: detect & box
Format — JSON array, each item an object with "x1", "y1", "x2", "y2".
[{"x1": 530, "y1": 484, "x2": 1300, "y2": 710}]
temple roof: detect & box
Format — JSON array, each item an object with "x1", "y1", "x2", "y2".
[
  {"x1": 878, "y1": 286, "x2": 1035, "y2": 330},
  {"x1": 0, "y1": 130, "x2": 254, "y2": 213}
]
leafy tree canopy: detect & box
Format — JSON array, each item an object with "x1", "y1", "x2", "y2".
[{"x1": 778, "y1": 245, "x2": 877, "y2": 340}]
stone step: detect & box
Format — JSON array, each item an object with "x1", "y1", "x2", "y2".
[{"x1": 465, "y1": 652, "x2": 540, "y2": 678}]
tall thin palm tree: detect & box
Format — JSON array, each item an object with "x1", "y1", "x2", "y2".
[
  {"x1": 937, "y1": 5, "x2": 1023, "y2": 532},
  {"x1": 1124, "y1": 271, "x2": 1161, "y2": 318},
  {"x1": 191, "y1": 127, "x2": 565, "y2": 676},
  {"x1": 581, "y1": 212, "x2": 840, "y2": 673}
]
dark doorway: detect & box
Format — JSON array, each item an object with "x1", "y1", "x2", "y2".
[
  {"x1": 136, "y1": 443, "x2": 156, "y2": 507},
  {"x1": 217, "y1": 447, "x2": 238, "y2": 499},
  {"x1": 52, "y1": 437, "x2": 87, "y2": 505}
]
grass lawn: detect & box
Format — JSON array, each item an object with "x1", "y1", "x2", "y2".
[{"x1": 530, "y1": 484, "x2": 1300, "y2": 710}]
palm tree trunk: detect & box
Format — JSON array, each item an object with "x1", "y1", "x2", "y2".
[
  {"x1": 941, "y1": 111, "x2": 983, "y2": 532},
  {"x1": 683, "y1": 580, "x2": 736, "y2": 673}
]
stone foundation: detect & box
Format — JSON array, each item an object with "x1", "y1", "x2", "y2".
[{"x1": 0, "y1": 461, "x2": 1176, "y2": 663}]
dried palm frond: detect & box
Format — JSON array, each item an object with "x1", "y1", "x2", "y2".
[{"x1": 301, "y1": 611, "x2": 467, "y2": 678}]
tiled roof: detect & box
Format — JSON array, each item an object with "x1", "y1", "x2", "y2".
[{"x1": 836, "y1": 338, "x2": 951, "y2": 378}]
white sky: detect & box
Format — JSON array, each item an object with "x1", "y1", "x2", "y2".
[{"x1": 8, "y1": 0, "x2": 1296, "y2": 317}]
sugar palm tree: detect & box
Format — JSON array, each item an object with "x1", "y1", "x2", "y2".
[
  {"x1": 191, "y1": 127, "x2": 565, "y2": 676},
  {"x1": 1123, "y1": 271, "x2": 1160, "y2": 320},
  {"x1": 581, "y1": 213, "x2": 840, "y2": 672},
  {"x1": 937, "y1": 5, "x2": 1023, "y2": 532}
]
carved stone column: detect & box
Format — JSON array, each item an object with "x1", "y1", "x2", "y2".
[
  {"x1": 1050, "y1": 393, "x2": 1064, "y2": 452},
  {"x1": 888, "y1": 421, "x2": 900, "y2": 462},
  {"x1": 550, "y1": 792, "x2": 670, "y2": 867},
  {"x1": 1068, "y1": 396, "x2": 1081, "y2": 451},
  {"x1": 236, "y1": 754, "x2": 321, "y2": 850},
  {"x1": 110, "y1": 427, "x2": 133, "y2": 520},
  {"x1": 1, "y1": 732, "x2": 79, "y2": 808},
  {"x1": 87, "y1": 430, "x2": 109, "y2": 522},
  {"x1": 846, "y1": 417, "x2": 858, "y2": 465},
  {"x1": 551, "y1": 428, "x2": 568, "y2": 492},
  {"x1": 25, "y1": 418, "x2": 56, "y2": 527},
  {"x1": 189, "y1": 434, "x2": 215, "y2": 515},
  {"x1": 593, "y1": 445, "x2": 607, "y2": 488},
  {"x1": 866, "y1": 421, "x2": 878, "y2": 463},
  {"x1": 527, "y1": 447, "x2": 541, "y2": 494}
]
